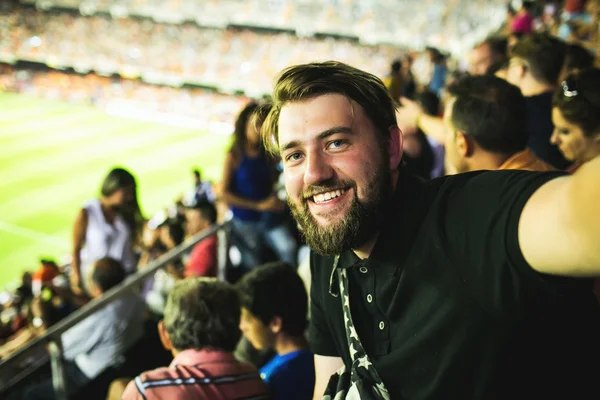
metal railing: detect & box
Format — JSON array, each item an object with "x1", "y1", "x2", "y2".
[{"x1": 0, "y1": 221, "x2": 230, "y2": 399}]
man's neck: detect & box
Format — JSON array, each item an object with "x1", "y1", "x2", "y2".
[
  {"x1": 275, "y1": 334, "x2": 308, "y2": 356},
  {"x1": 468, "y1": 151, "x2": 513, "y2": 172},
  {"x1": 353, "y1": 232, "x2": 379, "y2": 260},
  {"x1": 521, "y1": 80, "x2": 554, "y2": 97}
]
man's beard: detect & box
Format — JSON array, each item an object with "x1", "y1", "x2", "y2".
[{"x1": 287, "y1": 159, "x2": 391, "y2": 256}]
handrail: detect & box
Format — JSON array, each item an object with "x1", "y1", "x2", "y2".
[{"x1": 0, "y1": 221, "x2": 230, "y2": 370}]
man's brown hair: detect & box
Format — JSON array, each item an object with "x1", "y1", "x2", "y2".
[
  {"x1": 510, "y1": 33, "x2": 566, "y2": 85},
  {"x1": 261, "y1": 61, "x2": 397, "y2": 154}
]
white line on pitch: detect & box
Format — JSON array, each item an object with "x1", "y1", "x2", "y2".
[{"x1": 0, "y1": 220, "x2": 69, "y2": 247}]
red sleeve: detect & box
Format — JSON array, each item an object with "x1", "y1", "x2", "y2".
[{"x1": 185, "y1": 236, "x2": 217, "y2": 278}]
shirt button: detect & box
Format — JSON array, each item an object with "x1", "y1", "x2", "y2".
[
  {"x1": 359, "y1": 266, "x2": 368, "y2": 274},
  {"x1": 367, "y1": 294, "x2": 373, "y2": 303},
  {"x1": 379, "y1": 321, "x2": 385, "y2": 330}
]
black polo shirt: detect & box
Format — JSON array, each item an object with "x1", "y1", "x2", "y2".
[{"x1": 309, "y1": 170, "x2": 600, "y2": 399}]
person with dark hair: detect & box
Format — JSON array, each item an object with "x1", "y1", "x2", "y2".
[
  {"x1": 425, "y1": 47, "x2": 447, "y2": 96},
  {"x1": 182, "y1": 200, "x2": 219, "y2": 278},
  {"x1": 23, "y1": 257, "x2": 145, "y2": 400},
  {"x1": 469, "y1": 36, "x2": 508, "y2": 76},
  {"x1": 122, "y1": 278, "x2": 269, "y2": 400},
  {"x1": 71, "y1": 167, "x2": 144, "y2": 292},
  {"x1": 237, "y1": 262, "x2": 314, "y2": 400},
  {"x1": 507, "y1": 33, "x2": 571, "y2": 169},
  {"x1": 400, "y1": 91, "x2": 437, "y2": 179},
  {"x1": 383, "y1": 59, "x2": 404, "y2": 102},
  {"x1": 444, "y1": 74, "x2": 554, "y2": 173},
  {"x1": 261, "y1": 61, "x2": 600, "y2": 399},
  {"x1": 189, "y1": 168, "x2": 215, "y2": 204},
  {"x1": 221, "y1": 102, "x2": 297, "y2": 271},
  {"x1": 551, "y1": 68, "x2": 600, "y2": 172},
  {"x1": 559, "y1": 43, "x2": 595, "y2": 82}
]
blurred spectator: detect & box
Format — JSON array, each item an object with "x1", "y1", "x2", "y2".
[
  {"x1": 121, "y1": 278, "x2": 269, "y2": 400},
  {"x1": 425, "y1": 47, "x2": 447, "y2": 96},
  {"x1": 221, "y1": 103, "x2": 297, "y2": 272},
  {"x1": 511, "y1": 0, "x2": 535, "y2": 34},
  {"x1": 558, "y1": 0, "x2": 593, "y2": 40},
  {"x1": 0, "y1": 292, "x2": 65, "y2": 360},
  {"x1": 400, "y1": 54, "x2": 417, "y2": 100},
  {"x1": 443, "y1": 74, "x2": 554, "y2": 173},
  {"x1": 139, "y1": 213, "x2": 185, "y2": 315},
  {"x1": 23, "y1": 257, "x2": 145, "y2": 400},
  {"x1": 184, "y1": 168, "x2": 215, "y2": 206},
  {"x1": 71, "y1": 167, "x2": 144, "y2": 293},
  {"x1": 551, "y1": 68, "x2": 600, "y2": 172},
  {"x1": 559, "y1": 42, "x2": 595, "y2": 82},
  {"x1": 181, "y1": 200, "x2": 218, "y2": 278},
  {"x1": 468, "y1": 36, "x2": 508, "y2": 76},
  {"x1": 237, "y1": 262, "x2": 314, "y2": 400},
  {"x1": 31, "y1": 260, "x2": 60, "y2": 296},
  {"x1": 401, "y1": 91, "x2": 438, "y2": 180},
  {"x1": 383, "y1": 59, "x2": 404, "y2": 103},
  {"x1": 507, "y1": 33, "x2": 571, "y2": 169}
]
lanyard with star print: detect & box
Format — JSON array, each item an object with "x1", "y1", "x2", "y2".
[{"x1": 336, "y1": 256, "x2": 390, "y2": 399}]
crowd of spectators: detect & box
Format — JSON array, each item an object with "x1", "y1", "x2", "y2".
[
  {"x1": 1, "y1": 0, "x2": 600, "y2": 399},
  {"x1": 0, "y1": 8, "x2": 401, "y2": 95},
  {"x1": 0, "y1": 66, "x2": 249, "y2": 123},
  {"x1": 21, "y1": 0, "x2": 507, "y2": 54}
]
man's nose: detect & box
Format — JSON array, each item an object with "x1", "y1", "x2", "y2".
[{"x1": 303, "y1": 151, "x2": 334, "y2": 186}]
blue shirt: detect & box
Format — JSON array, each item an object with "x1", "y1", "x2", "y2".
[{"x1": 259, "y1": 349, "x2": 315, "y2": 400}]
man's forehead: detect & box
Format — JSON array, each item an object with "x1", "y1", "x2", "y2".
[{"x1": 278, "y1": 94, "x2": 356, "y2": 140}]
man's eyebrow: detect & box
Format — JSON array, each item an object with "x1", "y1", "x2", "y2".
[{"x1": 280, "y1": 126, "x2": 353, "y2": 153}]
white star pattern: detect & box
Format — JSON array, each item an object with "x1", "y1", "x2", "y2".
[
  {"x1": 356, "y1": 356, "x2": 372, "y2": 371},
  {"x1": 349, "y1": 325, "x2": 359, "y2": 340},
  {"x1": 375, "y1": 382, "x2": 391, "y2": 399},
  {"x1": 323, "y1": 265, "x2": 389, "y2": 400},
  {"x1": 349, "y1": 343, "x2": 359, "y2": 359}
]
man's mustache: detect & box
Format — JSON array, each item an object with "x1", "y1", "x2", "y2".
[{"x1": 301, "y1": 179, "x2": 355, "y2": 200}]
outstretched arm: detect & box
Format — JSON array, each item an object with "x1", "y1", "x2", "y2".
[{"x1": 519, "y1": 156, "x2": 600, "y2": 276}]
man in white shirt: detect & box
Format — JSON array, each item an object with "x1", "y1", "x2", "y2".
[{"x1": 23, "y1": 257, "x2": 145, "y2": 400}]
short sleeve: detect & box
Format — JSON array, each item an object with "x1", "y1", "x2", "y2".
[
  {"x1": 307, "y1": 252, "x2": 339, "y2": 357},
  {"x1": 439, "y1": 170, "x2": 573, "y2": 314}
]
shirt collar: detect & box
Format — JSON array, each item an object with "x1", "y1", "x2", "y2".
[
  {"x1": 334, "y1": 171, "x2": 430, "y2": 277},
  {"x1": 170, "y1": 348, "x2": 236, "y2": 368}
]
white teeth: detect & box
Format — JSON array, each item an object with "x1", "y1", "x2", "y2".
[{"x1": 313, "y1": 189, "x2": 346, "y2": 204}]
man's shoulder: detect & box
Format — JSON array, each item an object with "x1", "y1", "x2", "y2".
[
  {"x1": 193, "y1": 233, "x2": 218, "y2": 251},
  {"x1": 136, "y1": 365, "x2": 180, "y2": 384},
  {"x1": 428, "y1": 169, "x2": 563, "y2": 194}
]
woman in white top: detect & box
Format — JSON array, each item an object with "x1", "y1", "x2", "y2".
[{"x1": 71, "y1": 167, "x2": 144, "y2": 292}]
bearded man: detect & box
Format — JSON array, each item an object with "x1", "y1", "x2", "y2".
[{"x1": 261, "y1": 61, "x2": 600, "y2": 400}]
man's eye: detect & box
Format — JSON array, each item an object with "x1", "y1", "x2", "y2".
[
  {"x1": 286, "y1": 152, "x2": 303, "y2": 162},
  {"x1": 328, "y1": 140, "x2": 347, "y2": 149}
]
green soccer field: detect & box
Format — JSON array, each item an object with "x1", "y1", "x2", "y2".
[{"x1": 0, "y1": 92, "x2": 232, "y2": 289}]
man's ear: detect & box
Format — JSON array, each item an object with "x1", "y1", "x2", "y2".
[
  {"x1": 388, "y1": 126, "x2": 403, "y2": 170},
  {"x1": 269, "y1": 316, "x2": 283, "y2": 335},
  {"x1": 158, "y1": 320, "x2": 173, "y2": 352},
  {"x1": 456, "y1": 131, "x2": 475, "y2": 158}
]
